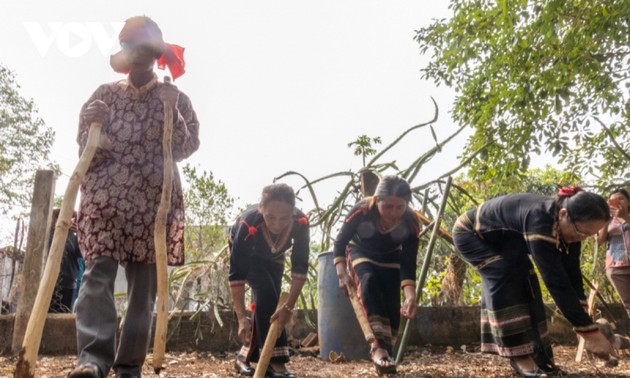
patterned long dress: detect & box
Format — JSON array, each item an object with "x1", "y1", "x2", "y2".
[
  {"x1": 332, "y1": 199, "x2": 420, "y2": 356},
  {"x1": 452, "y1": 193, "x2": 598, "y2": 368},
  {"x1": 76, "y1": 74, "x2": 200, "y2": 266},
  {"x1": 228, "y1": 205, "x2": 310, "y2": 363}
]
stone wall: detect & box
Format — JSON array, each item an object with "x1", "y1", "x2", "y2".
[{"x1": 1, "y1": 305, "x2": 628, "y2": 356}]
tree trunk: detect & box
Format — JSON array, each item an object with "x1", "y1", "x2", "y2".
[{"x1": 439, "y1": 251, "x2": 467, "y2": 306}]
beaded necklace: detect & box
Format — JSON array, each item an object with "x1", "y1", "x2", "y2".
[
  {"x1": 378, "y1": 218, "x2": 401, "y2": 234},
  {"x1": 554, "y1": 221, "x2": 570, "y2": 254},
  {"x1": 262, "y1": 223, "x2": 292, "y2": 254}
]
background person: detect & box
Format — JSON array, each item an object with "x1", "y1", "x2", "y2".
[
  {"x1": 452, "y1": 187, "x2": 614, "y2": 377},
  {"x1": 597, "y1": 188, "x2": 630, "y2": 317},
  {"x1": 229, "y1": 183, "x2": 310, "y2": 378},
  {"x1": 333, "y1": 175, "x2": 420, "y2": 376},
  {"x1": 48, "y1": 208, "x2": 83, "y2": 313}
]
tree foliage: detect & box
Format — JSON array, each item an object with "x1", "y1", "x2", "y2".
[
  {"x1": 0, "y1": 64, "x2": 56, "y2": 214},
  {"x1": 166, "y1": 165, "x2": 235, "y2": 320},
  {"x1": 416, "y1": 0, "x2": 630, "y2": 191},
  {"x1": 182, "y1": 164, "x2": 234, "y2": 260},
  {"x1": 347, "y1": 135, "x2": 382, "y2": 167}
]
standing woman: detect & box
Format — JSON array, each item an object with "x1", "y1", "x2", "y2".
[
  {"x1": 229, "y1": 183, "x2": 310, "y2": 378},
  {"x1": 453, "y1": 187, "x2": 614, "y2": 377},
  {"x1": 334, "y1": 175, "x2": 420, "y2": 376},
  {"x1": 68, "y1": 16, "x2": 199, "y2": 378},
  {"x1": 597, "y1": 188, "x2": 630, "y2": 317}
]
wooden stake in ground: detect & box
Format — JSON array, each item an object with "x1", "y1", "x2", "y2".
[
  {"x1": 152, "y1": 76, "x2": 174, "y2": 373},
  {"x1": 11, "y1": 170, "x2": 55, "y2": 355},
  {"x1": 347, "y1": 284, "x2": 376, "y2": 344},
  {"x1": 253, "y1": 292, "x2": 290, "y2": 378},
  {"x1": 14, "y1": 122, "x2": 103, "y2": 378},
  {"x1": 575, "y1": 282, "x2": 598, "y2": 362}
]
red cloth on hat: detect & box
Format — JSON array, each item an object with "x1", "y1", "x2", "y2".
[{"x1": 157, "y1": 43, "x2": 186, "y2": 80}]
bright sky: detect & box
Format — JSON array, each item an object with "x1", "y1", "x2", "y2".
[{"x1": 1, "y1": 1, "x2": 463, "y2": 238}]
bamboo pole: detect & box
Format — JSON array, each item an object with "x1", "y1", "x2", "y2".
[
  {"x1": 253, "y1": 292, "x2": 290, "y2": 378},
  {"x1": 152, "y1": 76, "x2": 174, "y2": 373},
  {"x1": 14, "y1": 123, "x2": 102, "y2": 378},
  {"x1": 394, "y1": 176, "x2": 452, "y2": 364},
  {"x1": 416, "y1": 210, "x2": 453, "y2": 245},
  {"x1": 347, "y1": 284, "x2": 376, "y2": 344}
]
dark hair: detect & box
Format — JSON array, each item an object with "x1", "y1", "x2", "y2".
[
  {"x1": 364, "y1": 176, "x2": 420, "y2": 231},
  {"x1": 610, "y1": 188, "x2": 630, "y2": 211},
  {"x1": 260, "y1": 183, "x2": 295, "y2": 209},
  {"x1": 556, "y1": 190, "x2": 610, "y2": 222},
  {"x1": 374, "y1": 175, "x2": 412, "y2": 203}
]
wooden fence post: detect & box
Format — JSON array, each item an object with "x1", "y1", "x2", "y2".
[{"x1": 11, "y1": 170, "x2": 56, "y2": 354}]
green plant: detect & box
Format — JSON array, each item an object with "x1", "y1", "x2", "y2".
[{"x1": 415, "y1": 0, "x2": 630, "y2": 189}]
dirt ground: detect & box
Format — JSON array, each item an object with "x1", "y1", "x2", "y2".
[{"x1": 2, "y1": 345, "x2": 630, "y2": 378}]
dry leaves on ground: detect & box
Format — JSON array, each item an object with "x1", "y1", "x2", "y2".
[{"x1": 1, "y1": 345, "x2": 629, "y2": 377}]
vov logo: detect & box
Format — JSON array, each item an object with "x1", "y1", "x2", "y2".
[{"x1": 23, "y1": 22, "x2": 125, "y2": 58}]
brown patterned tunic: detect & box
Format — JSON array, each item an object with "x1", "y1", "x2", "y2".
[{"x1": 76, "y1": 74, "x2": 200, "y2": 266}]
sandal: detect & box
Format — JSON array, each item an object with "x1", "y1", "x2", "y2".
[
  {"x1": 509, "y1": 359, "x2": 547, "y2": 378},
  {"x1": 370, "y1": 347, "x2": 397, "y2": 376},
  {"x1": 234, "y1": 357, "x2": 255, "y2": 376},
  {"x1": 67, "y1": 362, "x2": 101, "y2": 378},
  {"x1": 265, "y1": 365, "x2": 287, "y2": 378},
  {"x1": 265, "y1": 363, "x2": 297, "y2": 378}
]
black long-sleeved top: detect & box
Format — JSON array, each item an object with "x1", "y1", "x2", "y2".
[
  {"x1": 228, "y1": 205, "x2": 310, "y2": 286},
  {"x1": 333, "y1": 200, "x2": 420, "y2": 288},
  {"x1": 454, "y1": 193, "x2": 595, "y2": 330}
]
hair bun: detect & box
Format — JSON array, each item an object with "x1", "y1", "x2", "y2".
[{"x1": 558, "y1": 185, "x2": 583, "y2": 197}]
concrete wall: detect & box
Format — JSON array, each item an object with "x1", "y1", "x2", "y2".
[{"x1": 1, "y1": 305, "x2": 628, "y2": 356}]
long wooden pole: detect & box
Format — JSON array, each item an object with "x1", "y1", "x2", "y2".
[
  {"x1": 253, "y1": 292, "x2": 290, "y2": 378},
  {"x1": 14, "y1": 122, "x2": 102, "y2": 378},
  {"x1": 152, "y1": 76, "x2": 174, "y2": 373},
  {"x1": 346, "y1": 284, "x2": 376, "y2": 344},
  {"x1": 395, "y1": 176, "x2": 452, "y2": 364}
]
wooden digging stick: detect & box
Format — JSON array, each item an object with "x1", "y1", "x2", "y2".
[
  {"x1": 253, "y1": 292, "x2": 290, "y2": 378},
  {"x1": 576, "y1": 275, "x2": 619, "y2": 365},
  {"x1": 153, "y1": 76, "x2": 174, "y2": 373},
  {"x1": 347, "y1": 283, "x2": 376, "y2": 344},
  {"x1": 575, "y1": 281, "x2": 598, "y2": 362},
  {"x1": 14, "y1": 121, "x2": 102, "y2": 378}
]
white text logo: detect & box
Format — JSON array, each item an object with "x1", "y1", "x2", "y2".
[{"x1": 23, "y1": 22, "x2": 125, "y2": 58}]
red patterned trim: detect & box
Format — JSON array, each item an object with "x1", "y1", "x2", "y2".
[{"x1": 345, "y1": 208, "x2": 366, "y2": 224}]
